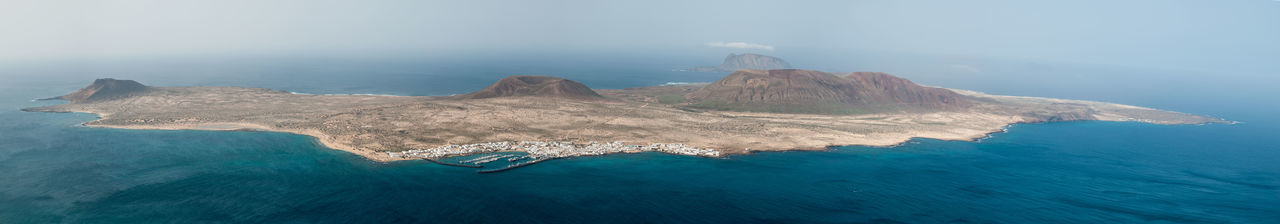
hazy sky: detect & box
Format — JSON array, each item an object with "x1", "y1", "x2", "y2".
[{"x1": 3, "y1": 0, "x2": 1278, "y2": 73}]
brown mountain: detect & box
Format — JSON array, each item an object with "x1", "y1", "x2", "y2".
[
  {"x1": 684, "y1": 69, "x2": 969, "y2": 114},
  {"x1": 691, "y1": 53, "x2": 792, "y2": 72},
  {"x1": 842, "y1": 72, "x2": 971, "y2": 110},
  {"x1": 456, "y1": 75, "x2": 602, "y2": 100},
  {"x1": 56, "y1": 78, "x2": 152, "y2": 103}
]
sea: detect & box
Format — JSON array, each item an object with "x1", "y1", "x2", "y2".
[{"x1": 1, "y1": 53, "x2": 1277, "y2": 223}]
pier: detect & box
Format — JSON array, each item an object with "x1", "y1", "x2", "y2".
[
  {"x1": 508, "y1": 155, "x2": 528, "y2": 162},
  {"x1": 467, "y1": 154, "x2": 515, "y2": 164},
  {"x1": 422, "y1": 158, "x2": 483, "y2": 168}
]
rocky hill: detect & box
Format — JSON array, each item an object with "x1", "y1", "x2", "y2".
[
  {"x1": 842, "y1": 72, "x2": 971, "y2": 110},
  {"x1": 456, "y1": 75, "x2": 602, "y2": 100},
  {"x1": 54, "y1": 78, "x2": 152, "y2": 103},
  {"x1": 691, "y1": 53, "x2": 792, "y2": 72},
  {"x1": 684, "y1": 69, "x2": 969, "y2": 114}
]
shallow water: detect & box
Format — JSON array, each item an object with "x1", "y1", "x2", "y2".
[{"x1": 1, "y1": 57, "x2": 1277, "y2": 223}]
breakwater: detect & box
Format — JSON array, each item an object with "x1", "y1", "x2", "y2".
[
  {"x1": 422, "y1": 158, "x2": 483, "y2": 168},
  {"x1": 477, "y1": 158, "x2": 551, "y2": 173}
]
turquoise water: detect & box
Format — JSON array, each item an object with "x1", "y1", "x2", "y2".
[{"x1": 2, "y1": 57, "x2": 1278, "y2": 223}]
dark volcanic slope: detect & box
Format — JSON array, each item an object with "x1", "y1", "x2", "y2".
[
  {"x1": 457, "y1": 75, "x2": 603, "y2": 100},
  {"x1": 684, "y1": 69, "x2": 969, "y2": 114},
  {"x1": 57, "y1": 78, "x2": 152, "y2": 103}
]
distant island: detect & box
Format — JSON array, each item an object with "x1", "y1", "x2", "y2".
[
  {"x1": 23, "y1": 69, "x2": 1225, "y2": 169},
  {"x1": 688, "y1": 53, "x2": 792, "y2": 72}
]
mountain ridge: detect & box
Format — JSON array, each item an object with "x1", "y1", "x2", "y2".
[{"x1": 683, "y1": 69, "x2": 970, "y2": 114}]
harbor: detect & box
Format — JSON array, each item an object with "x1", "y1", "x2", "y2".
[
  {"x1": 388, "y1": 141, "x2": 721, "y2": 173},
  {"x1": 387, "y1": 141, "x2": 720, "y2": 159},
  {"x1": 462, "y1": 154, "x2": 517, "y2": 164}
]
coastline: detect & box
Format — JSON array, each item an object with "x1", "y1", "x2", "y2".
[
  {"x1": 64, "y1": 110, "x2": 1021, "y2": 163},
  {"x1": 59, "y1": 108, "x2": 408, "y2": 162},
  {"x1": 24, "y1": 82, "x2": 1226, "y2": 164},
  {"x1": 84, "y1": 121, "x2": 408, "y2": 162}
]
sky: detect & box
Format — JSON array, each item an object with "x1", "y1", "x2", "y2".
[{"x1": 2, "y1": 0, "x2": 1278, "y2": 74}]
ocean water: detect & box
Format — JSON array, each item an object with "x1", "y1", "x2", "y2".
[{"x1": 1, "y1": 56, "x2": 1278, "y2": 223}]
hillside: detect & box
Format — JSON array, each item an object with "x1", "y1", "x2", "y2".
[
  {"x1": 455, "y1": 75, "x2": 602, "y2": 100},
  {"x1": 54, "y1": 78, "x2": 152, "y2": 103},
  {"x1": 842, "y1": 72, "x2": 971, "y2": 110},
  {"x1": 683, "y1": 69, "x2": 969, "y2": 114}
]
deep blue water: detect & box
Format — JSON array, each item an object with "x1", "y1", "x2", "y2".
[{"x1": 1, "y1": 55, "x2": 1278, "y2": 223}]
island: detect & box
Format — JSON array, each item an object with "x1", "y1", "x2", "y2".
[
  {"x1": 22, "y1": 69, "x2": 1225, "y2": 169},
  {"x1": 687, "y1": 53, "x2": 792, "y2": 72}
]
